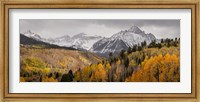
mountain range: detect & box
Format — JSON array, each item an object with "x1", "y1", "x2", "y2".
[
  {"x1": 47, "y1": 33, "x2": 103, "y2": 50},
  {"x1": 20, "y1": 26, "x2": 156, "y2": 57},
  {"x1": 21, "y1": 30, "x2": 103, "y2": 50},
  {"x1": 20, "y1": 34, "x2": 76, "y2": 50}
]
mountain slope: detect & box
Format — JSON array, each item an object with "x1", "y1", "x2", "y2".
[
  {"x1": 22, "y1": 30, "x2": 42, "y2": 40},
  {"x1": 20, "y1": 34, "x2": 76, "y2": 50},
  {"x1": 90, "y1": 26, "x2": 156, "y2": 57},
  {"x1": 21, "y1": 30, "x2": 103, "y2": 50},
  {"x1": 21, "y1": 26, "x2": 157, "y2": 57},
  {"x1": 20, "y1": 46, "x2": 103, "y2": 82},
  {"x1": 48, "y1": 33, "x2": 103, "y2": 50}
]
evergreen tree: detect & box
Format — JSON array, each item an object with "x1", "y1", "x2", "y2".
[
  {"x1": 132, "y1": 45, "x2": 137, "y2": 52},
  {"x1": 124, "y1": 58, "x2": 129, "y2": 68},
  {"x1": 109, "y1": 52, "x2": 113, "y2": 58},
  {"x1": 128, "y1": 47, "x2": 132, "y2": 54},
  {"x1": 137, "y1": 46, "x2": 142, "y2": 51},
  {"x1": 161, "y1": 39, "x2": 164, "y2": 43},
  {"x1": 61, "y1": 70, "x2": 74, "y2": 82},
  {"x1": 120, "y1": 49, "x2": 126, "y2": 59}
]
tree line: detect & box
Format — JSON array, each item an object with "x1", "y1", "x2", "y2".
[{"x1": 20, "y1": 38, "x2": 180, "y2": 82}]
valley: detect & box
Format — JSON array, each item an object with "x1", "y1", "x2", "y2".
[{"x1": 20, "y1": 25, "x2": 180, "y2": 82}]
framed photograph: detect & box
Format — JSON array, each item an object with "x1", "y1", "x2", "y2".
[{"x1": 0, "y1": 0, "x2": 199, "y2": 101}]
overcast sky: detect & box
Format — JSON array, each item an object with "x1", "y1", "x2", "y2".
[{"x1": 19, "y1": 19, "x2": 180, "y2": 39}]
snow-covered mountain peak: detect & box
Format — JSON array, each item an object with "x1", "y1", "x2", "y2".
[
  {"x1": 147, "y1": 33, "x2": 153, "y2": 36},
  {"x1": 53, "y1": 35, "x2": 71, "y2": 42},
  {"x1": 21, "y1": 26, "x2": 157, "y2": 57},
  {"x1": 90, "y1": 26, "x2": 157, "y2": 57},
  {"x1": 40, "y1": 32, "x2": 103, "y2": 50},
  {"x1": 23, "y1": 30, "x2": 34, "y2": 35},
  {"x1": 72, "y1": 33, "x2": 87, "y2": 38},
  {"x1": 128, "y1": 26, "x2": 144, "y2": 34},
  {"x1": 60, "y1": 35, "x2": 71, "y2": 38},
  {"x1": 22, "y1": 30, "x2": 41, "y2": 40}
]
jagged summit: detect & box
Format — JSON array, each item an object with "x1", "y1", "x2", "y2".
[
  {"x1": 22, "y1": 30, "x2": 41, "y2": 40},
  {"x1": 128, "y1": 26, "x2": 139, "y2": 31},
  {"x1": 24, "y1": 30, "x2": 34, "y2": 35},
  {"x1": 127, "y1": 26, "x2": 144, "y2": 34}
]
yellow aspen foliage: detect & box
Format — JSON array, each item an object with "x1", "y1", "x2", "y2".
[
  {"x1": 20, "y1": 77, "x2": 25, "y2": 82},
  {"x1": 164, "y1": 53, "x2": 171, "y2": 63},
  {"x1": 156, "y1": 54, "x2": 167, "y2": 82},
  {"x1": 24, "y1": 57, "x2": 46, "y2": 68},
  {"x1": 90, "y1": 70, "x2": 96, "y2": 82},
  {"x1": 129, "y1": 53, "x2": 180, "y2": 82},
  {"x1": 167, "y1": 54, "x2": 180, "y2": 81},
  {"x1": 157, "y1": 54, "x2": 163, "y2": 60},
  {"x1": 106, "y1": 63, "x2": 111, "y2": 70},
  {"x1": 58, "y1": 58, "x2": 68, "y2": 69},
  {"x1": 116, "y1": 59, "x2": 121, "y2": 65},
  {"x1": 131, "y1": 69, "x2": 143, "y2": 82},
  {"x1": 90, "y1": 64, "x2": 96, "y2": 70},
  {"x1": 129, "y1": 60, "x2": 136, "y2": 68},
  {"x1": 93, "y1": 63, "x2": 107, "y2": 82},
  {"x1": 143, "y1": 56, "x2": 154, "y2": 81},
  {"x1": 125, "y1": 76, "x2": 131, "y2": 82},
  {"x1": 42, "y1": 68, "x2": 51, "y2": 75},
  {"x1": 42, "y1": 76, "x2": 58, "y2": 82},
  {"x1": 141, "y1": 56, "x2": 148, "y2": 67},
  {"x1": 149, "y1": 56, "x2": 160, "y2": 82},
  {"x1": 74, "y1": 71, "x2": 81, "y2": 82},
  {"x1": 130, "y1": 72, "x2": 136, "y2": 81},
  {"x1": 81, "y1": 66, "x2": 91, "y2": 81}
]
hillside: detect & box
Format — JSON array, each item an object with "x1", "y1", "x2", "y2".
[
  {"x1": 20, "y1": 37, "x2": 180, "y2": 82},
  {"x1": 20, "y1": 46, "x2": 102, "y2": 82},
  {"x1": 20, "y1": 34, "x2": 76, "y2": 50},
  {"x1": 73, "y1": 38, "x2": 180, "y2": 82}
]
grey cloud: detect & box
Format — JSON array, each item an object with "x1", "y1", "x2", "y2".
[{"x1": 20, "y1": 19, "x2": 180, "y2": 39}]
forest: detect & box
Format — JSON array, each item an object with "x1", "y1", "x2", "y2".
[{"x1": 20, "y1": 38, "x2": 180, "y2": 82}]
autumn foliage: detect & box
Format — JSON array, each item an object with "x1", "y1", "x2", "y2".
[
  {"x1": 20, "y1": 38, "x2": 180, "y2": 82},
  {"x1": 126, "y1": 53, "x2": 180, "y2": 82}
]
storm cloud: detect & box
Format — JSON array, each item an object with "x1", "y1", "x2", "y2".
[{"x1": 20, "y1": 19, "x2": 180, "y2": 39}]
